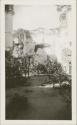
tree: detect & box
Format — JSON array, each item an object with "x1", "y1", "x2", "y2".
[
  {"x1": 5, "y1": 50, "x2": 21, "y2": 78},
  {"x1": 45, "y1": 57, "x2": 65, "y2": 87},
  {"x1": 13, "y1": 29, "x2": 35, "y2": 77},
  {"x1": 36, "y1": 63, "x2": 47, "y2": 75}
]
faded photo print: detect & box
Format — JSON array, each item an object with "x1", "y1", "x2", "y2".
[{"x1": 5, "y1": 4, "x2": 72, "y2": 120}]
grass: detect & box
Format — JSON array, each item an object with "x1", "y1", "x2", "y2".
[
  {"x1": 6, "y1": 75, "x2": 50, "y2": 89},
  {"x1": 6, "y1": 85, "x2": 72, "y2": 120},
  {"x1": 6, "y1": 93, "x2": 28, "y2": 119}
]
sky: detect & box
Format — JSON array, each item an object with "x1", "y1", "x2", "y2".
[
  {"x1": 13, "y1": 5, "x2": 60, "y2": 30},
  {"x1": 13, "y1": 5, "x2": 72, "y2": 63}
]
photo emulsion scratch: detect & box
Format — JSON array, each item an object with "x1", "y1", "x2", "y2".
[{"x1": 5, "y1": 4, "x2": 72, "y2": 120}]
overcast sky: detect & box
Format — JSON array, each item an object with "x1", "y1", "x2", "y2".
[
  {"x1": 13, "y1": 5, "x2": 60, "y2": 30},
  {"x1": 13, "y1": 5, "x2": 72, "y2": 62}
]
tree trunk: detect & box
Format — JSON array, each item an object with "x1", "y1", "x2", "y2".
[
  {"x1": 28, "y1": 57, "x2": 30, "y2": 78},
  {"x1": 53, "y1": 82, "x2": 55, "y2": 88},
  {"x1": 59, "y1": 81, "x2": 61, "y2": 87}
]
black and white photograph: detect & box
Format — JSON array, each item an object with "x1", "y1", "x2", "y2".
[{"x1": 0, "y1": 0, "x2": 76, "y2": 124}]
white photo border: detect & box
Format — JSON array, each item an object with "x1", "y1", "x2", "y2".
[{"x1": 0, "y1": 0, "x2": 76, "y2": 125}]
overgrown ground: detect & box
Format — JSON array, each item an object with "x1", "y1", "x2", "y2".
[{"x1": 6, "y1": 76, "x2": 72, "y2": 120}]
